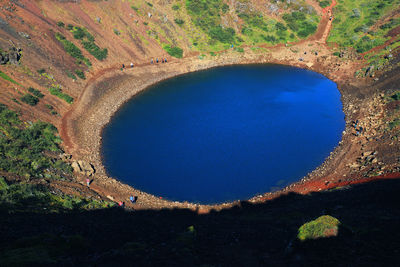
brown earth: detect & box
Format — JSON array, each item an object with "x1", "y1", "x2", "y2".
[{"x1": 0, "y1": 0, "x2": 399, "y2": 211}]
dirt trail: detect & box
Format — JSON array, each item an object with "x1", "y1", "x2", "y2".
[{"x1": 315, "y1": 0, "x2": 336, "y2": 43}]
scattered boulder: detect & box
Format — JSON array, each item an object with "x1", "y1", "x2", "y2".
[
  {"x1": 59, "y1": 153, "x2": 72, "y2": 160},
  {"x1": 71, "y1": 160, "x2": 95, "y2": 176},
  {"x1": 365, "y1": 65, "x2": 374, "y2": 77},
  {"x1": 71, "y1": 161, "x2": 80, "y2": 173},
  {"x1": 362, "y1": 151, "x2": 373, "y2": 157},
  {"x1": 267, "y1": 4, "x2": 279, "y2": 14},
  {"x1": 18, "y1": 32, "x2": 30, "y2": 39},
  {"x1": 0, "y1": 47, "x2": 22, "y2": 65},
  {"x1": 349, "y1": 163, "x2": 361, "y2": 169}
]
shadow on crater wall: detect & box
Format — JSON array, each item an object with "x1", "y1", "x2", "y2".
[{"x1": 1, "y1": 178, "x2": 400, "y2": 266}]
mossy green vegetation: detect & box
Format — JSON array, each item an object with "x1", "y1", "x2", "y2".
[
  {"x1": 237, "y1": 2, "x2": 318, "y2": 45},
  {"x1": 186, "y1": 0, "x2": 236, "y2": 44},
  {"x1": 66, "y1": 70, "x2": 77, "y2": 80},
  {"x1": 388, "y1": 118, "x2": 400, "y2": 130},
  {"x1": 69, "y1": 25, "x2": 108, "y2": 60},
  {"x1": 45, "y1": 104, "x2": 58, "y2": 116},
  {"x1": 0, "y1": 104, "x2": 71, "y2": 179},
  {"x1": 75, "y1": 69, "x2": 85, "y2": 80},
  {"x1": 28, "y1": 87, "x2": 44, "y2": 98},
  {"x1": 20, "y1": 94, "x2": 39, "y2": 106},
  {"x1": 328, "y1": 0, "x2": 400, "y2": 53},
  {"x1": 0, "y1": 178, "x2": 113, "y2": 212},
  {"x1": 298, "y1": 215, "x2": 341, "y2": 241},
  {"x1": 37, "y1": 68, "x2": 46, "y2": 74},
  {"x1": 174, "y1": 18, "x2": 184, "y2": 25},
  {"x1": 57, "y1": 21, "x2": 65, "y2": 28},
  {"x1": 48, "y1": 86, "x2": 74, "y2": 104},
  {"x1": 55, "y1": 33, "x2": 91, "y2": 66},
  {"x1": 0, "y1": 71, "x2": 20, "y2": 85},
  {"x1": 11, "y1": 98, "x2": 20, "y2": 105},
  {"x1": 391, "y1": 91, "x2": 400, "y2": 101},
  {"x1": 163, "y1": 44, "x2": 183, "y2": 58},
  {"x1": 318, "y1": 0, "x2": 330, "y2": 8},
  {"x1": 82, "y1": 41, "x2": 108, "y2": 60},
  {"x1": 282, "y1": 11, "x2": 318, "y2": 38}
]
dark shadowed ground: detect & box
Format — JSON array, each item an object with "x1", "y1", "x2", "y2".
[{"x1": 1, "y1": 177, "x2": 400, "y2": 266}]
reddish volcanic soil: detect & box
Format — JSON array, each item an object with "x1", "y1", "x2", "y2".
[{"x1": 0, "y1": 0, "x2": 399, "y2": 211}]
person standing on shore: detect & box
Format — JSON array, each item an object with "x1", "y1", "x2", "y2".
[
  {"x1": 86, "y1": 178, "x2": 90, "y2": 187},
  {"x1": 130, "y1": 196, "x2": 137, "y2": 204}
]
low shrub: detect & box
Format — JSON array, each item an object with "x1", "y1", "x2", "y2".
[
  {"x1": 163, "y1": 45, "x2": 183, "y2": 58},
  {"x1": 82, "y1": 41, "x2": 108, "y2": 60},
  {"x1": 208, "y1": 26, "x2": 235, "y2": 44},
  {"x1": 75, "y1": 70, "x2": 85, "y2": 80},
  {"x1": 37, "y1": 68, "x2": 46, "y2": 74},
  {"x1": 298, "y1": 215, "x2": 341, "y2": 241},
  {"x1": 49, "y1": 87, "x2": 74, "y2": 103},
  {"x1": 174, "y1": 18, "x2": 184, "y2": 25},
  {"x1": 0, "y1": 104, "x2": 72, "y2": 178},
  {"x1": 57, "y1": 21, "x2": 65, "y2": 27},
  {"x1": 55, "y1": 33, "x2": 85, "y2": 60},
  {"x1": 28, "y1": 87, "x2": 44, "y2": 98},
  {"x1": 20, "y1": 94, "x2": 39, "y2": 106},
  {"x1": 319, "y1": 0, "x2": 330, "y2": 8},
  {"x1": 391, "y1": 91, "x2": 400, "y2": 101},
  {"x1": 66, "y1": 70, "x2": 76, "y2": 80}
]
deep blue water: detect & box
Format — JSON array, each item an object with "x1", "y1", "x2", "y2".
[{"x1": 102, "y1": 64, "x2": 345, "y2": 204}]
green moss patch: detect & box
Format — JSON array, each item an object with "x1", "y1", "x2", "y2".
[
  {"x1": 328, "y1": 0, "x2": 400, "y2": 53},
  {"x1": 49, "y1": 87, "x2": 74, "y2": 103},
  {"x1": 163, "y1": 45, "x2": 183, "y2": 58},
  {"x1": 20, "y1": 94, "x2": 39, "y2": 106},
  {"x1": 298, "y1": 215, "x2": 341, "y2": 241},
  {"x1": 0, "y1": 71, "x2": 20, "y2": 85},
  {"x1": 0, "y1": 104, "x2": 71, "y2": 178}
]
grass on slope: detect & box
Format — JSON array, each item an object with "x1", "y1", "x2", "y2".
[
  {"x1": 185, "y1": 0, "x2": 319, "y2": 48},
  {"x1": 0, "y1": 103, "x2": 71, "y2": 179},
  {"x1": 48, "y1": 86, "x2": 73, "y2": 104},
  {"x1": 163, "y1": 44, "x2": 183, "y2": 58},
  {"x1": 55, "y1": 33, "x2": 92, "y2": 67},
  {"x1": 328, "y1": 0, "x2": 400, "y2": 53},
  {"x1": 0, "y1": 71, "x2": 20, "y2": 85},
  {"x1": 0, "y1": 177, "x2": 113, "y2": 212},
  {"x1": 67, "y1": 24, "x2": 108, "y2": 60},
  {"x1": 186, "y1": 0, "x2": 236, "y2": 44}
]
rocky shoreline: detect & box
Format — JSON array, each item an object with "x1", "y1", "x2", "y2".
[{"x1": 60, "y1": 44, "x2": 399, "y2": 211}]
